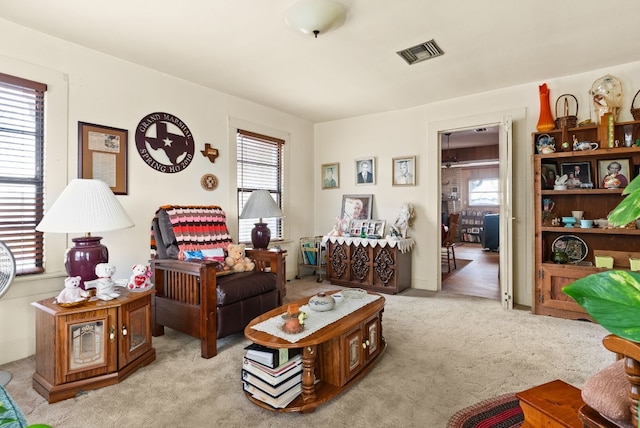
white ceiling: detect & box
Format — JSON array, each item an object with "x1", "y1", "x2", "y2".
[{"x1": 1, "y1": 0, "x2": 639, "y2": 127}]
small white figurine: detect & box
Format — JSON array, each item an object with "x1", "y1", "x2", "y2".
[
  {"x1": 388, "y1": 203, "x2": 415, "y2": 239},
  {"x1": 94, "y1": 263, "x2": 121, "y2": 300},
  {"x1": 128, "y1": 264, "x2": 152, "y2": 290},
  {"x1": 56, "y1": 276, "x2": 89, "y2": 304}
]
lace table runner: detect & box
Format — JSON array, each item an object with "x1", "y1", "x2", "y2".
[
  {"x1": 250, "y1": 293, "x2": 381, "y2": 343},
  {"x1": 322, "y1": 236, "x2": 415, "y2": 254}
]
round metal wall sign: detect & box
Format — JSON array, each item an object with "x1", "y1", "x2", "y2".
[{"x1": 135, "y1": 112, "x2": 195, "y2": 173}]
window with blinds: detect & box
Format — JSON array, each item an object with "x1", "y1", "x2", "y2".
[
  {"x1": 236, "y1": 129, "x2": 284, "y2": 243},
  {"x1": 0, "y1": 73, "x2": 47, "y2": 275}
]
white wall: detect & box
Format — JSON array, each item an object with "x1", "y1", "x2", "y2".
[
  {"x1": 315, "y1": 61, "x2": 640, "y2": 307},
  {"x1": 0, "y1": 19, "x2": 314, "y2": 365}
]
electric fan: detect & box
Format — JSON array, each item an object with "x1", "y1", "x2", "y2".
[{"x1": 0, "y1": 240, "x2": 16, "y2": 386}]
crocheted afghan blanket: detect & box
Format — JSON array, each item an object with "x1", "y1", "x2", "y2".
[{"x1": 151, "y1": 205, "x2": 234, "y2": 260}]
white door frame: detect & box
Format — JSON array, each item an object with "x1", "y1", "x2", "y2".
[{"x1": 432, "y1": 109, "x2": 524, "y2": 307}]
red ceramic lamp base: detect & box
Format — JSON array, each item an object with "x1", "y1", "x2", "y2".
[
  {"x1": 65, "y1": 236, "x2": 108, "y2": 289},
  {"x1": 251, "y1": 223, "x2": 271, "y2": 249}
]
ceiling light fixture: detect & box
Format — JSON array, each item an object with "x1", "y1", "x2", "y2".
[
  {"x1": 442, "y1": 132, "x2": 458, "y2": 168},
  {"x1": 284, "y1": 0, "x2": 346, "y2": 38}
]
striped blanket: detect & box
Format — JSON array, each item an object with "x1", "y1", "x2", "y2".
[{"x1": 151, "y1": 205, "x2": 234, "y2": 260}]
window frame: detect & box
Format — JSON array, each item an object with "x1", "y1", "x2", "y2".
[
  {"x1": 467, "y1": 177, "x2": 500, "y2": 207},
  {"x1": 0, "y1": 72, "x2": 47, "y2": 276},
  {"x1": 236, "y1": 129, "x2": 285, "y2": 244}
]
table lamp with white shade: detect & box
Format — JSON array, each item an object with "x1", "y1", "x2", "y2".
[
  {"x1": 239, "y1": 190, "x2": 282, "y2": 249},
  {"x1": 36, "y1": 179, "x2": 134, "y2": 288}
]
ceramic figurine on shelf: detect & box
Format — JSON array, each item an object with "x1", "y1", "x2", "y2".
[{"x1": 390, "y1": 202, "x2": 414, "y2": 239}]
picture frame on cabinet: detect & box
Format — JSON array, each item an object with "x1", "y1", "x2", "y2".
[
  {"x1": 598, "y1": 158, "x2": 631, "y2": 189},
  {"x1": 355, "y1": 157, "x2": 375, "y2": 185},
  {"x1": 560, "y1": 162, "x2": 592, "y2": 189},
  {"x1": 541, "y1": 161, "x2": 558, "y2": 190},
  {"x1": 321, "y1": 163, "x2": 339, "y2": 189},
  {"x1": 341, "y1": 194, "x2": 373, "y2": 221},
  {"x1": 392, "y1": 156, "x2": 416, "y2": 186}
]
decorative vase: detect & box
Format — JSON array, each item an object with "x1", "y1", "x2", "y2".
[
  {"x1": 537, "y1": 83, "x2": 555, "y2": 132},
  {"x1": 308, "y1": 292, "x2": 336, "y2": 312}
]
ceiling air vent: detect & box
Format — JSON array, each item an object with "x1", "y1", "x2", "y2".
[{"x1": 396, "y1": 39, "x2": 444, "y2": 65}]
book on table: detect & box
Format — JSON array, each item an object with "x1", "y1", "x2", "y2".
[
  {"x1": 244, "y1": 343, "x2": 301, "y2": 369},
  {"x1": 241, "y1": 369, "x2": 302, "y2": 397},
  {"x1": 243, "y1": 380, "x2": 301, "y2": 409},
  {"x1": 242, "y1": 354, "x2": 302, "y2": 385}
]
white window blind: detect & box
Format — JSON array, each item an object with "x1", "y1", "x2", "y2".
[
  {"x1": 236, "y1": 129, "x2": 284, "y2": 243},
  {"x1": 0, "y1": 72, "x2": 47, "y2": 275}
]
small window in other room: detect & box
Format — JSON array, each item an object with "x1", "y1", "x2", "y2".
[
  {"x1": 468, "y1": 178, "x2": 499, "y2": 206},
  {"x1": 236, "y1": 129, "x2": 284, "y2": 243},
  {"x1": 0, "y1": 72, "x2": 47, "y2": 275}
]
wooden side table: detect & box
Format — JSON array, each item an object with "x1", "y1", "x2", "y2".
[
  {"x1": 32, "y1": 289, "x2": 156, "y2": 403},
  {"x1": 516, "y1": 379, "x2": 584, "y2": 427}
]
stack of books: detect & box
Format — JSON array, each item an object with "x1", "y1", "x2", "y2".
[{"x1": 242, "y1": 344, "x2": 303, "y2": 409}]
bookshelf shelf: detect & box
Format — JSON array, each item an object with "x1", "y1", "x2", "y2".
[{"x1": 296, "y1": 236, "x2": 325, "y2": 282}]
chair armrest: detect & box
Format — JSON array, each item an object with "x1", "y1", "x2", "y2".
[
  {"x1": 246, "y1": 248, "x2": 287, "y2": 302},
  {"x1": 603, "y1": 334, "x2": 640, "y2": 362}
]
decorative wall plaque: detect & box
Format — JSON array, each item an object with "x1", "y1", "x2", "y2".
[
  {"x1": 135, "y1": 112, "x2": 195, "y2": 173},
  {"x1": 200, "y1": 174, "x2": 218, "y2": 191}
]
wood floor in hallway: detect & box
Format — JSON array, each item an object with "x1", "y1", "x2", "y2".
[{"x1": 442, "y1": 243, "x2": 500, "y2": 300}]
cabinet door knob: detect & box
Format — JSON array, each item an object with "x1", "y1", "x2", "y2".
[
  {"x1": 109, "y1": 326, "x2": 116, "y2": 341},
  {"x1": 121, "y1": 325, "x2": 128, "y2": 336}
]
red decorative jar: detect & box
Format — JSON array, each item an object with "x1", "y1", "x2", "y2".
[{"x1": 537, "y1": 83, "x2": 555, "y2": 132}]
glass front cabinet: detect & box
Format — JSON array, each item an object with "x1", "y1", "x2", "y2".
[{"x1": 32, "y1": 290, "x2": 155, "y2": 403}]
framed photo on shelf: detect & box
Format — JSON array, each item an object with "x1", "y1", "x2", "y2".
[
  {"x1": 560, "y1": 161, "x2": 592, "y2": 189},
  {"x1": 598, "y1": 158, "x2": 631, "y2": 189},
  {"x1": 78, "y1": 122, "x2": 128, "y2": 194},
  {"x1": 355, "y1": 157, "x2": 375, "y2": 185},
  {"x1": 321, "y1": 162, "x2": 339, "y2": 189},
  {"x1": 347, "y1": 219, "x2": 386, "y2": 237},
  {"x1": 392, "y1": 156, "x2": 416, "y2": 186},
  {"x1": 540, "y1": 161, "x2": 558, "y2": 190},
  {"x1": 341, "y1": 194, "x2": 373, "y2": 221}
]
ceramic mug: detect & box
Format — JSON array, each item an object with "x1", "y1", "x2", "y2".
[{"x1": 574, "y1": 141, "x2": 599, "y2": 151}]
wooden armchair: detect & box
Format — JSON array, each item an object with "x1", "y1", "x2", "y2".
[
  {"x1": 150, "y1": 205, "x2": 287, "y2": 358},
  {"x1": 579, "y1": 334, "x2": 640, "y2": 428}
]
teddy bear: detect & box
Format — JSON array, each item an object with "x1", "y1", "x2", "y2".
[
  {"x1": 225, "y1": 243, "x2": 255, "y2": 273},
  {"x1": 127, "y1": 264, "x2": 152, "y2": 290},
  {"x1": 94, "y1": 263, "x2": 121, "y2": 300},
  {"x1": 56, "y1": 276, "x2": 89, "y2": 304}
]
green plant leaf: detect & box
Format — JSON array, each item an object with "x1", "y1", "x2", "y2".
[
  {"x1": 563, "y1": 270, "x2": 640, "y2": 342},
  {"x1": 609, "y1": 175, "x2": 640, "y2": 226}
]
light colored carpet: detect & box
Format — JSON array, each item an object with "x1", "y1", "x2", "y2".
[{"x1": 0, "y1": 278, "x2": 612, "y2": 427}]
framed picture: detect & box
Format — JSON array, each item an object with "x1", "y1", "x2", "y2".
[
  {"x1": 392, "y1": 156, "x2": 416, "y2": 186},
  {"x1": 78, "y1": 122, "x2": 128, "y2": 195},
  {"x1": 341, "y1": 194, "x2": 373, "y2": 221},
  {"x1": 598, "y1": 158, "x2": 631, "y2": 189},
  {"x1": 540, "y1": 161, "x2": 558, "y2": 190},
  {"x1": 355, "y1": 157, "x2": 375, "y2": 185},
  {"x1": 560, "y1": 161, "x2": 592, "y2": 189},
  {"x1": 321, "y1": 163, "x2": 339, "y2": 189},
  {"x1": 347, "y1": 219, "x2": 386, "y2": 237}
]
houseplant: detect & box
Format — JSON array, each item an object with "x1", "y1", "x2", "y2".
[{"x1": 563, "y1": 174, "x2": 640, "y2": 342}]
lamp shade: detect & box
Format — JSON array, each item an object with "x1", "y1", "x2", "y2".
[
  {"x1": 240, "y1": 190, "x2": 282, "y2": 249},
  {"x1": 284, "y1": 0, "x2": 346, "y2": 37},
  {"x1": 36, "y1": 179, "x2": 134, "y2": 288},
  {"x1": 36, "y1": 179, "x2": 134, "y2": 234},
  {"x1": 239, "y1": 190, "x2": 282, "y2": 220}
]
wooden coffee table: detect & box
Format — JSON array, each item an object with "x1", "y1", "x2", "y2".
[{"x1": 243, "y1": 290, "x2": 386, "y2": 413}]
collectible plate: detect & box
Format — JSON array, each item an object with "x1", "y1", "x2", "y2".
[{"x1": 551, "y1": 235, "x2": 588, "y2": 263}]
